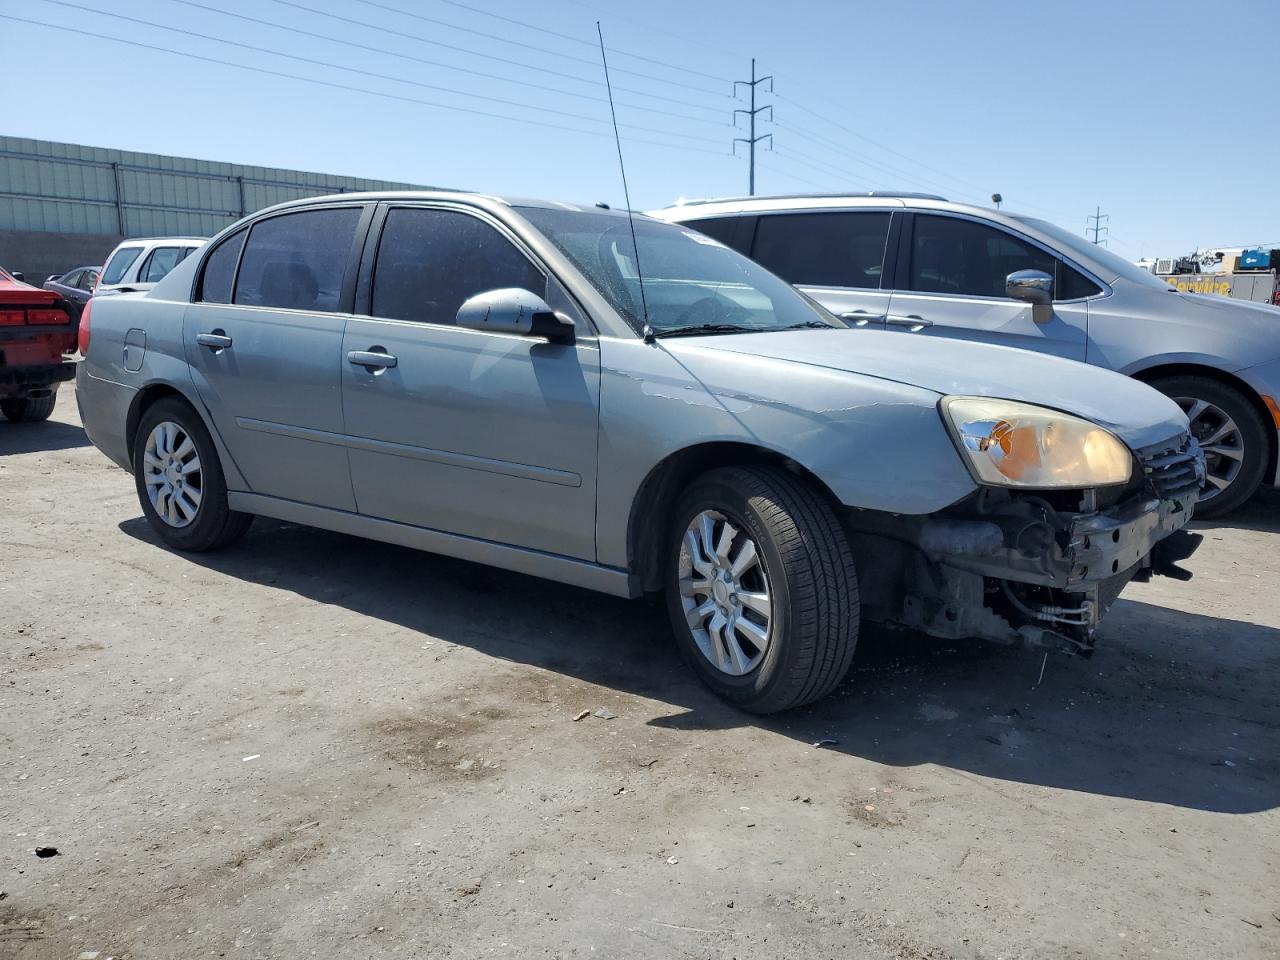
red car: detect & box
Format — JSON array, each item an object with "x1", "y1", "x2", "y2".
[{"x1": 0, "y1": 266, "x2": 76, "y2": 423}]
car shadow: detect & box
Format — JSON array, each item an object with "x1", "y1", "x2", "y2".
[
  {"x1": 0, "y1": 419, "x2": 92, "y2": 455},
  {"x1": 119, "y1": 515, "x2": 1279, "y2": 815},
  {"x1": 1192, "y1": 488, "x2": 1280, "y2": 534}
]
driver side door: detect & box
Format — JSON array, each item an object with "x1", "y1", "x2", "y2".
[
  {"x1": 885, "y1": 212, "x2": 1091, "y2": 360},
  {"x1": 340, "y1": 204, "x2": 601, "y2": 561}
]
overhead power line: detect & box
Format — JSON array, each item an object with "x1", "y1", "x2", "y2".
[
  {"x1": 152, "y1": 0, "x2": 725, "y2": 124},
  {"x1": 772, "y1": 118, "x2": 970, "y2": 199},
  {"x1": 1, "y1": 15, "x2": 733, "y2": 158},
  {"x1": 267, "y1": 0, "x2": 728, "y2": 98},
  {"x1": 558, "y1": 0, "x2": 743, "y2": 64},
  {"x1": 773, "y1": 91, "x2": 994, "y2": 198},
  {"x1": 756, "y1": 160, "x2": 828, "y2": 191},
  {"x1": 41, "y1": 0, "x2": 725, "y2": 143},
  {"x1": 432, "y1": 0, "x2": 732, "y2": 83}
]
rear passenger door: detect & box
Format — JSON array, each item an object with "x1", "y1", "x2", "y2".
[
  {"x1": 184, "y1": 204, "x2": 370, "y2": 510},
  {"x1": 340, "y1": 203, "x2": 601, "y2": 561},
  {"x1": 748, "y1": 211, "x2": 896, "y2": 328},
  {"x1": 885, "y1": 213, "x2": 1092, "y2": 360}
]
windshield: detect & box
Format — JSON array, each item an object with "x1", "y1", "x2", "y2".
[
  {"x1": 517, "y1": 207, "x2": 840, "y2": 335},
  {"x1": 1013, "y1": 216, "x2": 1174, "y2": 292}
]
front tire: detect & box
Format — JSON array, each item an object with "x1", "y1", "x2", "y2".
[
  {"x1": 1, "y1": 391, "x2": 57, "y2": 423},
  {"x1": 133, "y1": 398, "x2": 251, "y2": 551},
  {"x1": 664, "y1": 465, "x2": 859, "y2": 714},
  {"x1": 1150, "y1": 375, "x2": 1268, "y2": 518}
]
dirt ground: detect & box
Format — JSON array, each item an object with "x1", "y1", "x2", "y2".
[{"x1": 2, "y1": 383, "x2": 1278, "y2": 960}]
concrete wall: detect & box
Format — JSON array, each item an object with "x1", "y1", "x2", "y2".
[{"x1": 0, "y1": 229, "x2": 123, "y2": 285}]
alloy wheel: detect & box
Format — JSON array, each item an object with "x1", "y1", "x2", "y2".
[
  {"x1": 1174, "y1": 396, "x2": 1243, "y2": 503},
  {"x1": 142, "y1": 421, "x2": 203, "y2": 528},
  {"x1": 678, "y1": 509, "x2": 773, "y2": 676}
]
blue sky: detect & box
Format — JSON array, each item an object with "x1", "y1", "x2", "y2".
[{"x1": 3, "y1": 0, "x2": 1277, "y2": 257}]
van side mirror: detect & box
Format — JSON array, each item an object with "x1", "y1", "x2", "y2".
[
  {"x1": 1006, "y1": 269, "x2": 1053, "y2": 306},
  {"x1": 455, "y1": 288, "x2": 575, "y2": 344}
]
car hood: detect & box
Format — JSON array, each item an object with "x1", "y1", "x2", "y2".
[{"x1": 668, "y1": 328, "x2": 1189, "y2": 451}]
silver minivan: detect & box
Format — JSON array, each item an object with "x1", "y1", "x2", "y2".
[{"x1": 653, "y1": 195, "x2": 1280, "y2": 516}]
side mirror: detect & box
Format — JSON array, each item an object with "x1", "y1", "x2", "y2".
[
  {"x1": 1006, "y1": 269, "x2": 1053, "y2": 306},
  {"x1": 455, "y1": 288, "x2": 575, "y2": 344}
]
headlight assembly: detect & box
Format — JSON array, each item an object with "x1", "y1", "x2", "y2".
[{"x1": 942, "y1": 397, "x2": 1133, "y2": 488}]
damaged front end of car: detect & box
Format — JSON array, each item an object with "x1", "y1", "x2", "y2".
[{"x1": 850, "y1": 411, "x2": 1206, "y2": 656}]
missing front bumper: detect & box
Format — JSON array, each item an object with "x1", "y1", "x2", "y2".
[{"x1": 851, "y1": 485, "x2": 1201, "y2": 656}]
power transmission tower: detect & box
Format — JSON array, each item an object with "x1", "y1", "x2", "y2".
[
  {"x1": 1087, "y1": 205, "x2": 1109, "y2": 245},
  {"x1": 733, "y1": 58, "x2": 772, "y2": 196}
]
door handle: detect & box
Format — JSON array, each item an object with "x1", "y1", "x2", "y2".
[
  {"x1": 196, "y1": 331, "x2": 233, "y2": 351},
  {"x1": 886, "y1": 315, "x2": 933, "y2": 332},
  {"x1": 839, "y1": 311, "x2": 886, "y2": 327},
  {"x1": 347, "y1": 349, "x2": 398, "y2": 369}
]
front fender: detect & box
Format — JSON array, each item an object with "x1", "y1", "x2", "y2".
[{"x1": 595, "y1": 338, "x2": 976, "y2": 569}]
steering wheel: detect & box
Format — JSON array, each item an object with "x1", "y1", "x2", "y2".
[{"x1": 672, "y1": 294, "x2": 752, "y2": 327}]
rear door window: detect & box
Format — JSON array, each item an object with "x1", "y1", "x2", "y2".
[
  {"x1": 752, "y1": 212, "x2": 891, "y2": 289},
  {"x1": 101, "y1": 246, "x2": 142, "y2": 285},
  {"x1": 59, "y1": 269, "x2": 84, "y2": 288},
  {"x1": 908, "y1": 215, "x2": 1056, "y2": 298},
  {"x1": 370, "y1": 207, "x2": 545, "y2": 326},
  {"x1": 234, "y1": 208, "x2": 361, "y2": 312},
  {"x1": 140, "y1": 246, "x2": 183, "y2": 283}
]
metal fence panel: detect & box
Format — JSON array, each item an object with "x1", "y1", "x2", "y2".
[{"x1": 0, "y1": 136, "x2": 432, "y2": 237}]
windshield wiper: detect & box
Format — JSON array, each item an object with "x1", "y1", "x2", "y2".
[
  {"x1": 651, "y1": 323, "x2": 755, "y2": 339},
  {"x1": 782, "y1": 320, "x2": 837, "y2": 330}
]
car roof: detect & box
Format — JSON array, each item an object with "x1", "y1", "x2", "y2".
[
  {"x1": 113, "y1": 237, "x2": 207, "y2": 246},
  {"x1": 234, "y1": 190, "x2": 660, "y2": 222}
]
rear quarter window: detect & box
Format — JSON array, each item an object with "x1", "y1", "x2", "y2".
[{"x1": 198, "y1": 229, "x2": 247, "y2": 304}]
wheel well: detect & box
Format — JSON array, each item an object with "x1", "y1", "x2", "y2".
[
  {"x1": 627, "y1": 442, "x2": 841, "y2": 594},
  {"x1": 1132, "y1": 362, "x2": 1278, "y2": 479},
  {"x1": 125, "y1": 384, "x2": 186, "y2": 457}
]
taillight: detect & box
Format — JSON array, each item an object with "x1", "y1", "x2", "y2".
[
  {"x1": 0, "y1": 310, "x2": 23, "y2": 326},
  {"x1": 78, "y1": 298, "x2": 93, "y2": 355},
  {"x1": 27, "y1": 308, "x2": 70, "y2": 325}
]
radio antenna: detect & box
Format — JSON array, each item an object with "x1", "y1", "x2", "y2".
[{"x1": 596, "y1": 21, "x2": 653, "y2": 342}]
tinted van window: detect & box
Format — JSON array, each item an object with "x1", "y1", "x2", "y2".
[
  {"x1": 909, "y1": 215, "x2": 1057, "y2": 298},
  {"x1": 683, "y1": 216, "x2": 752, "y2": 254},
  {"x1": 371, "y1": 208, "x2": 545, "y2": 326},
  {"x1": 199, "y1": 229, "x2": 247, "y2": 304},
  {"x1": 102, "y1": 246, "x2": 142, "y2": 285},
  {"x1": 234, "y1": 207, "x2": 361, "y2": 312},
  {"x1": 752, "y1": 212, "x2": 891, "y2": 289}
]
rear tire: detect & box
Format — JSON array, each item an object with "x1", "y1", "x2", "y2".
[
  {"x1": 133, "y1": 397, "x2": 252, "y2": 551},
  {"x1": 1, "y1": 391, "x2": 57, "y2": 423},
  {"x1": 1150, "y1": 375, "x2": 1268, "y2": 519},
  {"x1": 664, "y1": 465, "x2": 859, "y2": 714}
]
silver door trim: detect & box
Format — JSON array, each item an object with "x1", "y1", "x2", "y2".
[
  {"x1": 228, "y1": 491, "x2": 635, "y2": 597},
  {"x1": 235, "y1": 417, "x2": 583, "y2": 487}
]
